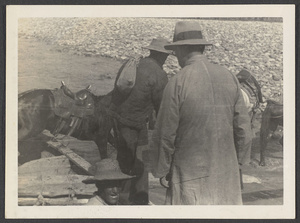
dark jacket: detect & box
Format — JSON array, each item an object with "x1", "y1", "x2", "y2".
[{"x1": 111, "y1": 56, "x2": 168, "y2": 129}]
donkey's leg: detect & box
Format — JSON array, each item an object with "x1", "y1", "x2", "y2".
[
  {"x1": 94, "y1": 116, "x2": 115, "y2": 159},
  {"x1": 94, "y1": 136, "x2": 108, "y2": 159},
  {"x1": 260, "y1": 108, "x2": 271, "y2": 166},
  {"x1": 259, "y1": 110, "x2": 281, "y2": 166},
  {"x1": 259, "y1": 135, "x2": 268, "y2": 166}
]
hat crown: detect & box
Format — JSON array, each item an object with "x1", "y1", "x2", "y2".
[
  {"x1": 83, "y1": 159, "x2": 133, "y2": 183},
  {"x1": 143, "y1": 37, "x2": 172, "y2": 54},
  {"x1": 91, "y1": 159, "x2": 123, "y2": 177},
  {"x1": 149, "y1": 38, "x2": 171, "y2": 49},
  {"x1": 164, "y1": 21, "x2": 212, "y2": 50},
  {"x1": 173, "y1": 21, "x2": 204, "y2": 42}
]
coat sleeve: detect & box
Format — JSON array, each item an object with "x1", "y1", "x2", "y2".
[
  {"x1": 151, "y1": 68, "x2": 168, "y2": 114},
  {"x1": 150, "y1": 77, "x2": 180, "y2": 178},
  {"x1": 233, "y1": 86, "x2": 253, "y2": 165}
]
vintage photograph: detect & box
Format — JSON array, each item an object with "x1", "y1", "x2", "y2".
[{"x1": 6, "y1": 5, "x2": 295, "y2": 219}]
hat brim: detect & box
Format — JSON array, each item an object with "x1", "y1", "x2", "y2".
[
  {"x1": 143, "y1": 45, "x2": 172, "y2": 54},
  {"x1": 82, "y1": 172, "x2": 135, "y2": 184},
  {"x1": 164, "y1": 39, "x2": 213, "y2": 50}
]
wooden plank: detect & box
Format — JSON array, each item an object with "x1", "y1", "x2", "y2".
[
  {"x1": 19, "y1": 175, "x2": 96, "y2": 197},
  {"x1": 58, "y1": 139, "x2": 101, "y2": 166},
  {"x1": 47, "y1": 141, "x2": 92, "y2": 175},
  {"x1": 18, "y1": 197, "x2": 89, "y2": 206},
  {"x1": 43, "y1": 130, "x2": 102, "y2": 166}
]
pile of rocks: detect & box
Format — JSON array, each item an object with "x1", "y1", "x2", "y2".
[{"x1": 18, "y1": 18, "x2": 283, "y2": 102}]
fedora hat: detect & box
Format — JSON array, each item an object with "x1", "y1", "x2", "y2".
[
  {"x1": 143, "y1": 37, "x2": 173, "y2": 54},
  {"x1": 82, "y1": 159, "x2": 134, "y2": 184},
  {"x1": 164, "y1": 21, "x2": 212, "y2": 50}
]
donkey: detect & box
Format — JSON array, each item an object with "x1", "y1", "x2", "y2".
[
  {"x1": 18, "y1": 81, "x2": 113, "y2": 159},
  {"x1": 259, "y1": 100, "x2": 283, "y2": 166}
]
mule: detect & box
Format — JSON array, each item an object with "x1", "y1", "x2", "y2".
[
  {"x1": 259, "y1": 100, "x2": 283, "y2": 166},
  {"x1": 18, "y1": 82, "x2": 113, "y2": 159}
]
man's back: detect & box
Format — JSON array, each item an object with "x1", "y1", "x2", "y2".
[
  {"x1": 152, "y1": 54, "x2": 251, "y2": 204},
  {"x1": 164, "y1": 54, "x2": 244, "y2": 180},
  {"x1": 175, "y1": 55, "x2": 239, "y2": 145},
  {"x1": 112, "y1": 57, "x2": 168, "y2": 128}
]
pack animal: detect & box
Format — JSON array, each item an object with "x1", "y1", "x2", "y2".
[
  {"x1": 259, "y1": 100, "x2": 283, "y2": 166},
  {"x1": 18, "y1": 82, "x2": 113, "y2": 159}
]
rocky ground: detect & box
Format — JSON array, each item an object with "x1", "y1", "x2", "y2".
[{"x1": 19, "y1": 18, "x2": 283, "y2": 104}]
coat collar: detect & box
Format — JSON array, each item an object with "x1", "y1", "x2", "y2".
[{"x1": 184, "y1": 54, "x2": 206, "y2": 66}]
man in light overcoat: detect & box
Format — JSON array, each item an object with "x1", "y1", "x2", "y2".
[{"x1": 151, "y1": 21, "x2": 252, "y2": 205}]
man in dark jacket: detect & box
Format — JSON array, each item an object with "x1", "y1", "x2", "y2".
[
  {"x1": 151, "y1": 21, "x2": 252, "y2": 205},
  {"x1": 110, "y1": 38, "x2": 172, "y2": 205}
]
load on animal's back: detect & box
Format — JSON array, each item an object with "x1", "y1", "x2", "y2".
[
  {"x1": 236, "y1": 69, "x2": 263, "y2": 119},
  {"x1": 51, "y1": 81, "x2": 95, "y2": 136},
  {"x1": 18, "y1": 82, "x2": 113, "y2": 159},
  {"x1": 115, "y1": 56, "x2": 141, "y2": 96}
]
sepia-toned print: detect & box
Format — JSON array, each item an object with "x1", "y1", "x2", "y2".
[{"x1": 6, "y1": 5, "x2": 295, "y2": 219}]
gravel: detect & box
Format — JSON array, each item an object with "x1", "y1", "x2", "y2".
[{"x1": 18, "y1": 18, "x2": 283, "y2": 102}]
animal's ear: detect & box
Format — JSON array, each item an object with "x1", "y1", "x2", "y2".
[
  {"x1": 61, "y1": 81, "x2": 65, "y2": 86},
  {"x1": 86, "y1": 85, "x2": 91, "y2": 90}
]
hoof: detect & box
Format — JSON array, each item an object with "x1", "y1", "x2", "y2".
[
  {"x1": 159, "y1": 177, "x2": 169, "y2": 188},
  {"x1": 259, "y1": 161, "x2": 266, "y2": 166}
]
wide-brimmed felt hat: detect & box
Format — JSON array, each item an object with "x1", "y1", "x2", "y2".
[
  {"x1": 82, "y1": 159, "x2": 134, "y2": 184},
  {"x1": 164, "y1": 21, "x2": 212, "y2": 50},
  {"x1": 143, "y1": 38, "x2": 173, "y2": 54}
]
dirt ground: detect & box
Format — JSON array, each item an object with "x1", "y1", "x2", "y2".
[{"x1": 18, "y1": 37, "x2": 284, "y2": 205}]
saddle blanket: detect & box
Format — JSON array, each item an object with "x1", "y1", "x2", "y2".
[{"x1": 241, "y1": 84, "x2": 257, "y2": 113}]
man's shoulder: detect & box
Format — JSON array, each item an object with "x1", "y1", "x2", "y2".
[
  {"x1": 206, "y1": 62, "x2": 240, "y2": 86},
  {"x1": 138, "y1": 57, "x2": 166, "y2": 77},
  {"x1": 139, "y1": 57, "x2": 160, "y2": 68},
  {"x1": 207, "y1": 62, "x2": 231, "y2": 73},
  {"x1": 177, "y1": 59, "x2": 238, "y2": 84}
]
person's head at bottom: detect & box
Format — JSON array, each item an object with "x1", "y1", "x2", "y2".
[
  {"x1": 95, "y1": 180, "x2": 121, "y2": 205},
  {"x1": 83, "y1": 158, "x2": 134, "y2": 205}
]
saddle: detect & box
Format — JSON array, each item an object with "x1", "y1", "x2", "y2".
[
  {"x1": 52, "y1": 83, "x2": 94, "y2": 119},
  {"x1": 51, "y1": 82, "x2": 95, "y2": 136},
  {"x1": 237, "y1": 69, "x2": 263, "y2": 111},
  {"x1": 237, "y1": 69, "x2": 263, "y2": 102}
]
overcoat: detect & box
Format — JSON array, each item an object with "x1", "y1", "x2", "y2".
[{"x1": 151, "y1": 54, "x2": 252, "y2": 205}]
